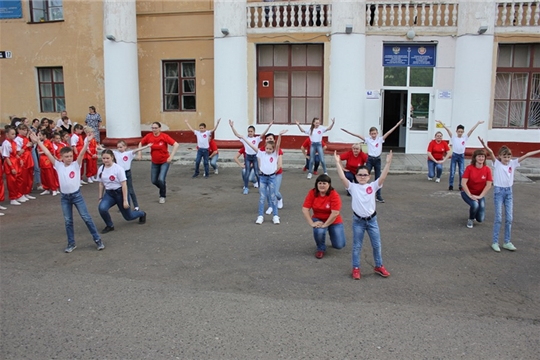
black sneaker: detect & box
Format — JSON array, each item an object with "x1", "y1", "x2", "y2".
[
  {"x1": 376, "y1": 197, "x2": 385, "y2": 203},
  {"x1": 448, "y1": 185, "x2": 453, "y2": 191},
  {"x1": 96, "y1": 240, "x2": 105, "y2": 251},
  {"x1": 64, "y1": 244, "x2": 77, "y2": 253},
  {"x1": 139, "y1": 212, "x2": 146, "y2": 224},
  {"x1": 101, "y1": 226, "x2": 115, "y2": 234}
]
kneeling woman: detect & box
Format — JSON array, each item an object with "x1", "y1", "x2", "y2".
[
  {"x1": 460, "y1": 149, "x2": 492, "y2": 229},
  {"x1": 98, "y1": 150, "x2": 146, "y2": 233},
  {"x1": 302, "y1": 174, "x2": 346, "y2": 259}
]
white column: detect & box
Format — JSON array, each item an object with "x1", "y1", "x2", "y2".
[
  {"x1": 103, "y1": 0, "x2": 141, "y2": 142},
  {"x1": 450, "y1": 0, "x2": 495, "y2": 147},
  {"x1": 213, "y1": 0, "x2": 248, "y2": 141},
  {"x1": 328, "y1": 0, "x2": 366, "y2": 143}
]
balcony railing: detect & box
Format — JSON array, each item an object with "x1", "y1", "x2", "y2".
[
  {"x1": 247, "y1": 1, "x2": 331, "y2": 31},
  {"x1": 365, "y1": 1, "x2": 458, "y2": 28},
  {"x1": 496, "y1": 1, "x2": 540, "y2": 26}
]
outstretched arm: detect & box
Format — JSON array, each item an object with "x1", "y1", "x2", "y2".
[
  {"x1": 382, "y1": 119, "x2": 404, "y2": 140},
  {"x1": 340, "y1": 128, "x2": 365, "y2": 142},
  {"x1": 333, "y1": 151, "x2": 351, "y2": 189},
  {"x1": 478, "y1": 137, "x2": 496, "y2": 163},
  {"x1": 325, "y1": 118, "x2": 336, "y2": 132},
  {"x1": 275, "y1": 129, "x2": 288, "y2": 155},
  {"x1": 518, "y1": 149, "x2": 540, "y2": 163},
  {"x1": 131, "y1": 143, "x2": 153, "y2": 154},
  {"x1": 77, "y1": 133, "x2": 92, "y2": 166},
  {"x1": 295, "y1": 120, "x2": 306, "y2": 133},
  {"x1": 377, "y1": 151, "x2": 393, "y2": 187},
  {"x1": 467, "y1": 120, "x2": 485, "y2": 138},
  {"x1": 29, "y1": 132, "x2": 55, "y2": 165},
  {"x1": 210, "y1": 118, "x2": 221, "y2": 133},
  {"x1": 184, "y1": 119, "x2": 196, "y2": 133},
  {"x1": 259, "y1": 121, "x2": 273, "y2": 138},
  {"x1": 435, "y1": 120, "x2": 452, "y2": 138},
  {"x1": 229, "y1": 120, "x2": 243, "y2": 139}
]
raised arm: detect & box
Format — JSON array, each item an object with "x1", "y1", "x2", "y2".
[
  {"x1": 478, "y1": 136, "x2": 496, "y2": 163},
  {"x1": 518, "y1": 149, "x2": 540, "y2": 163},
  {"x1": 435, "y1": 120, "x2": 452, "y2": 138},
  {"x1": 77, "y1": 133, "x2": 92, "y2": 166},
  {"x1": 382, "y1": 118, "x2": 404, "y2": 140},
  {"x1": 295, "y1": 120, "x2": 306, "y2": 133},
  {"x1": 229, "y1": 120, "x2": 243, "y2": 139},
  {"x1": 210, "y1": 118, "x2": 221, "y2": 133},
  {"x1": 275, "y1": 129, "x2": 288, "y2": 155},
  {"x1": 340, "y1": 128, "x2": 365, "y2": 142},
  {"x1": 377, "y1": 151, "x2": 393, "y2": 187},
  {"x1": 259, "y1": 121, "x2": 273, "y2": 138},
  {"x1": 325, "y1": 118, "x2": 336, "y2": 132},
  {"x1": 242, "y1": 135, "x2": 259, "y2": 153},
  {"x1": 184, "y1": 119, "x2": 196, "y2": 133},
  {"x1": 467, "y1": 120, "x2": 485, "y2": 138},
  {"x1": 333, "y1": 151, "x2": 351, "y2": 189},
  {"x1": 29, "y1": 132, "x2": 55, "y2": 165}
]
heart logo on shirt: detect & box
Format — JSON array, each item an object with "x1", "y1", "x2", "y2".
[
  {"x1": 123, "y1": 156, "x2": 128, "y2": 161},
  {"x1": 366, "y1": 186, "x2": 373, "y2": 194},
  {"x1": 326, "y1": 203, "x2": 330, "y2": 209},
  {"x1": 69, "y1": 171, "x2": 75, "y2": 178},
  {"x1": 203, "y1": 134, "x2": 207, "y2": 138},
  {"x1": 375, "y1": 143, "x2": 379, "y2": 147},
  {"x1": 252, "y1": 140, "x2": 256, "y2": 144},
  {"x1": 482, "y1": 175, "x2": 486, "y2": 179},
  {"x1": 270, "y1": 157, "x2": 274, "y2": 163},
  {"x1": 317, "y1": 130, "x2": 321, "y2": 134},
  {"x1": 159, "y1": 142, "x2": 164, "y2": 146},
  {"x1": 508, "y1": 167, "x2": 512, "y2": 173},
  {"x1": 462, "y1": 141, "x2": 465, "y2": 145},
  {"x1": 109, "y1": 175, "x2": 115, "y2": 181}
]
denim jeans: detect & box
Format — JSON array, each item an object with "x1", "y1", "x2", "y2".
[
  {"x1": 60, "y1": 189, "x2": 100, "y2": 246},
  {"x1": 150, "y1": 162, "x2": 170, "y2": 198},
  {"x1": 32, "y1": 147, "x2": 40, "y2": 185},
  {"x1": 210, "y1": 153, "x2": 219, "y2": 170},
  {"x1": 312, "y1": 218, "x2": 346, "y2": 251},
  {"x1": 309, "y1": 142, "x2": 326, "y2": 173},
  {"x1": 243, "y1": 154, "x2": 259, "y2": 188},
  {"x1": 304, "y1": 154, "x2": 320, "y2": 172},
  {"x1": 344, "y1": 171, "x2": 358, "y2": 184},
  {"x1": 267, "y1": 173, "x2": 283, "y2": 202},
  {"x1": 242, "y1": 168, "x2": 257, "y2": 184},
  {"x1": 125, "y1": 169, "x2": 139, "y2": 208},
  {"x1": 194, "y1": 148, "x2": 209, "y2": 176},
  {"x1": 493, "y1": 186, "x2": 513, "y2": 244},
  {"x1": 352, "y1": 215, "x2": 383, "y2": 268},
  {"x1": 427, "y1": 159, "x2": 443, "y2": 179},
  {"x1": 258, "y1": 174, "x2": 277, "y2": 216},
  {"x1": 449, "y1": 153, "x2": 465, "y2": 188},
  {"x1": 460, "y1": 191, "x2": 486, "y2": 222},
  {"x1": 366, "y1": 156, "x2": 382, "y2": 198},
  {"x1": 98, "y1": 188, "x2": 145, "y2": 227}
]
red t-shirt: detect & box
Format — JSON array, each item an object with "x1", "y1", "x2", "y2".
[
  {"x1": 208, "y1": 139, "x2": 218, "y2": 154},
  {"x1": 141, "y1": 132, "x2": 177, "y2": 164},
  {"x1": 462, "y1": 164, "x2": 493, "y2": 196},
  {"x1": 302, "y1": 188, "x2": 343, "y2": 224},
  {"x1": 301, "y1": 138, "x2": 326, "y2": 155},
  {"x1": 340, "y1": 150, "x2": 368, "y2": 173},
  {"x1": 427, "y1": 140, "x2": 450, "y2": 161}
]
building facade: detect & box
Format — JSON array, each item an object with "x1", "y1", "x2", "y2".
[{"x1": 1, "y1": 0, "x2": 539, "y2": 153}]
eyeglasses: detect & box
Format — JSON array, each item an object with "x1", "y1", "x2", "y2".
[
  {"x1": 356, "y1": 173, "x2": 370, "y2": 177},
  {"x1": 151, "y1": 127, "x2": 159, "y2": 129}
]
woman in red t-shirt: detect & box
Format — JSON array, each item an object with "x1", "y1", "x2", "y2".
[
  {"x1": 138, "y1": 122, "x2": 179, "y2": 204},
  {"x1": 339, "y1": 143, "x2": 368, "y2": 184},
  {"x1": 460, "y1": 149, "x2": 493, "y2": 229},
  {"x1": 427, "y1": 131, "x2": 450, "y2": 182},
  {"x1": 302, "y1": 174, "x2": 346, "y2": 259}
]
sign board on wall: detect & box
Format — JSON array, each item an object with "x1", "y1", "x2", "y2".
[
  {"x1": 383, "y1": 44, "x2": 436, "y2": 67},
  {"x1": 0, "y1": 0, "x2": 22, "y2": 19},
  {"x1": 0, "y1": 51, "x2": 13, "y2": 59}
]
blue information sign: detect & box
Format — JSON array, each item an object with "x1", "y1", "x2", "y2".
[
  {"x1": 0, "y1": 0, "x2": 22, "y2": 19},
  {"x1": 383, "y1": 44, "x2": 436, "y2": 67}
]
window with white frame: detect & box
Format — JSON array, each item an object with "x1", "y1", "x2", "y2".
[
  {"x1": 38, "y1": 67, "x2": 65, "y2": 112},
  {"x1": 30, "y1": 0, "x2": 63, "y2": 23},
  {"x1": 163, "y1": 60, "x2": 196, "y2": 111},
  {"x1": 494, "y1": 44, "x2": 540, "y2": 129}
]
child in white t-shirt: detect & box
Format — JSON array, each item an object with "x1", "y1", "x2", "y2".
[
  {"x1": 185, "y1": 118, "x2": 221, "y2": 178},
  {"x1": 296, "y1": 117, "x2": 335, "y2": 179}
]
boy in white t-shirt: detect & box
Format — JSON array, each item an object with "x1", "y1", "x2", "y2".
[
  {"x1": 437, "y1": 120, "x2": 484, "y2": 191},
  {"x1": 30, "y1": 131, "x2": 104, "y2": 253},
  {"x1": 185, "y1": 118, "x2": 221, "y2": 178},
  {"x1": 334, "y1": 150, "x2": 393, "y2": 280}
]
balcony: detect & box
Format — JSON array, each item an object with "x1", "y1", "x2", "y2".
[{"x1": 495, "y1": 1, "x2": 540, "y2": 33}]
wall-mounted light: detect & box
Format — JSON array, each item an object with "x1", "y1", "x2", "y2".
[
  {"x1": 478, "y1": 25, "x2": 488, "y2": 34},
  {"x1": 345, "y1": 25, "x2": 352, "y2": 34},
  {"x1": 221, "y1": 28, "x2": 229, "y2": 36},
  {"x1": 406, "y1": 30, "x2": 415, "y2": 40},
  {"x1": 106, "y1": 34, "x2": 116, "y2": 41}
]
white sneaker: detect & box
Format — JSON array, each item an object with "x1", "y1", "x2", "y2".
[
  {"x1": 253, "y1": 182, "x2": 259, "y2": 188},
  {"x1": 40, "y1": 190, "x2": 51, "y2": 195},
  {"x1": 134, "y1": 207, "x2": 139, "y2": 211},
  {"x1": 265, "y1": 207, "x2": 273, "y2": 215},
  {"x1": 0, "y1": 212, "x2": 4, "y2": 216},
  {"x1": 159, "y1": 197, "x2": 166, "y2": 204},
  {"x1": 427, "y1": 177, "x2": 433, "y2": 181},
  {"x1": 0, "y1": 205, "x2": 7, "y2": 210},
  {"x1": 16, "y1": 196, "x2": 28, "y2": 203},
  {"x1": 255, "y1": 215, "x2": 264, "y2": 224},
  {"x1": 52, "y1": 191, "x2": 59, "y2": 196},
  {"x1": 10, "y1": 200, "x2": 21, "y2": 205},
  {"x1": 37, "y1": 185, "x2": 44, "y2": 191},
  {"x1": 435, "y1": 178, "x2": 441, "y2": 183},
  {"x1": 25, "y1": 194, "x2": 36, "y2": 200},
  {"x1": 214, "y1": 168, "x2": 219, "y2": 175},
  {"x1": 272, "y1": 215, "x2": 280, "y2": 224},
  {"x1": 87, "y1": 178, "x2": 94, "y2": 184},
  {"x1": 307, "y1": 173, "x2": 312, "y2": 179},
  {"x1": 80, "y1": 180, "x2": 87, "y2": 185},
  {"x1": 278, "y1": 198, "x2": 283, "y2": 209}
]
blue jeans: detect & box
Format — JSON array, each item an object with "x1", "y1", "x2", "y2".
[
  {"x1": 150, "y1": 162, "x2": 170, "y2": 198},
  {"x1": 98, "y1": 188, "x2": 145, "y2": 227},
  {"x1": 32, "y1": 147, "x2": 40, "y2": 185},
  {"x1": 267, "y1": 173, "x2": 283, "y2": 204},
  {"x1": 243, "y1": 154, "x2": 259, "y2": 188},
  {"x1": 242, "y1": 167, "x2": 257, "y2": 184},
  {"x1": 344, "y1": 171, "x2": 358, "y2": 184},
  {"x1": 210, "y1": 153, "x2": 219, "y2": 170},
  {"x1": 352, "y1": 215, "x2": 383, "y2": 268},
  {"x1": 309, "y1": 142, "x2": 326, "y2": 173},
  {"x1": 460, "y1": 191, "x2": 486, "y2": 222},
  {"x1": 125, "y1": 169, "x2": 139, "y2": 208},
  {"x1": 449, "y1": 153, "x2": 465, "y2": 188},
  {"x1": 304, "y1": 154, "x2": 320, "y2": 172},
  {"x1": 258, "y1": 174, "x2": 277, "y2": 216},
  {"x1": 60, "y1": 190, "x2": 101, "y2": 246},
  {"x1": 194, "y1": 148, "x2": 209, "y2": 176},
  {"x1": 493, "y1": 186, "x2": 513, "y2": 244},
  {"x1": 312, "y1": 218, "x2": 346, "y2": 251},
  {"x1": 366, "y1": 156, "x2": 382, "y2": 198},
  {"x1": 427, "y1": 159, "x2": 443, "y2": 179}
]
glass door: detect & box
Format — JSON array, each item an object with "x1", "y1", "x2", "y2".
[{"x1": 406, "y1": 91, "x2": 432, "y2": 154}]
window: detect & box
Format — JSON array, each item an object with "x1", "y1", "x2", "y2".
[
  {"x1": 383, "y1": 67, "x2": 434, "y2": 87},
  {"x1": 163, "y1": 60, "x2": 196, "y2": 111},
  {"x1": 37, "y1": 67, "x2": 65, "y2": 112},
  {"x1": 494, "y1": 44, "x2": 540, "y2": 129},
  {"x1": 257, "y1": 44, "x2": 323, "y2": 124},
  {"x1": 30, "y1": 0, "x2": 63, "y2": 23}
]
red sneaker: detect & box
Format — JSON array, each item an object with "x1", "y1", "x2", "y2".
[
  {"x1": 374, "y1": 265, "x2": 390, "y2": 277},
  {"x1": 315, "y1": 250, "x2": 324, "y2": 259},
  {"x1": 352, "y1": 267, "x2": 361, "y2": 280},
  {"x1": 313, "y1": 171, "x2": 318, "y2": 175},
  {"x1": 303, "y1": 166, "x2": 307, "y2": 172}
]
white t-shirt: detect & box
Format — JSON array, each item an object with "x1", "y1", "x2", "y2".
[
  {"x1": 70, "y1": 133, "x2": 80, "y2": 147},
  {"x1": 450, "y1": 135, "x2": 468, "y2": 155},
  {"x1": 1, "y1": 140, "x2": 13, "y2": 157},
  {"x1": 365, "y1": 136, "x2": 384, "y2": 157},
  {"x1": 492, "y1": 158, "x2": 520, "y2": 187},
  {"x1": 257, "y1": 150, "x2": 278, "y2": 175},
  {"x1": 54, "y1": 160, "x2": 81, "y2": 194},
  {"x1": 195, "y1": 130, "x2": 211, "y2": 149},
  {"x1": 14, "y1": 136, "x2": 24, "y2": 151},
  {"x1": 56, "y1": 118, "x2": 72, "y2": 128},
  {"x1": 113, "y1": 150, "x2": 135, "y2": 171},
  {"x1": 98, "y1": 163, "x2": 127, "y2": 190},
  {"x1": 304, "y1": 126, "x2": 327, "y2": 143},
  {"x1": 347, "y1": 180, "x2": 382, "y2": 218},
  {"x1": 242, "y1": 136, "x2": 262, "y2": 156}
]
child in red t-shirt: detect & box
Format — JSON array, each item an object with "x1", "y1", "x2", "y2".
[
  {"x1": 460, "y1": 149, "x2": 493, "y2": 229},
  {"x1": 427, "y1": 131, "x2": 450, "y2": 182}
]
